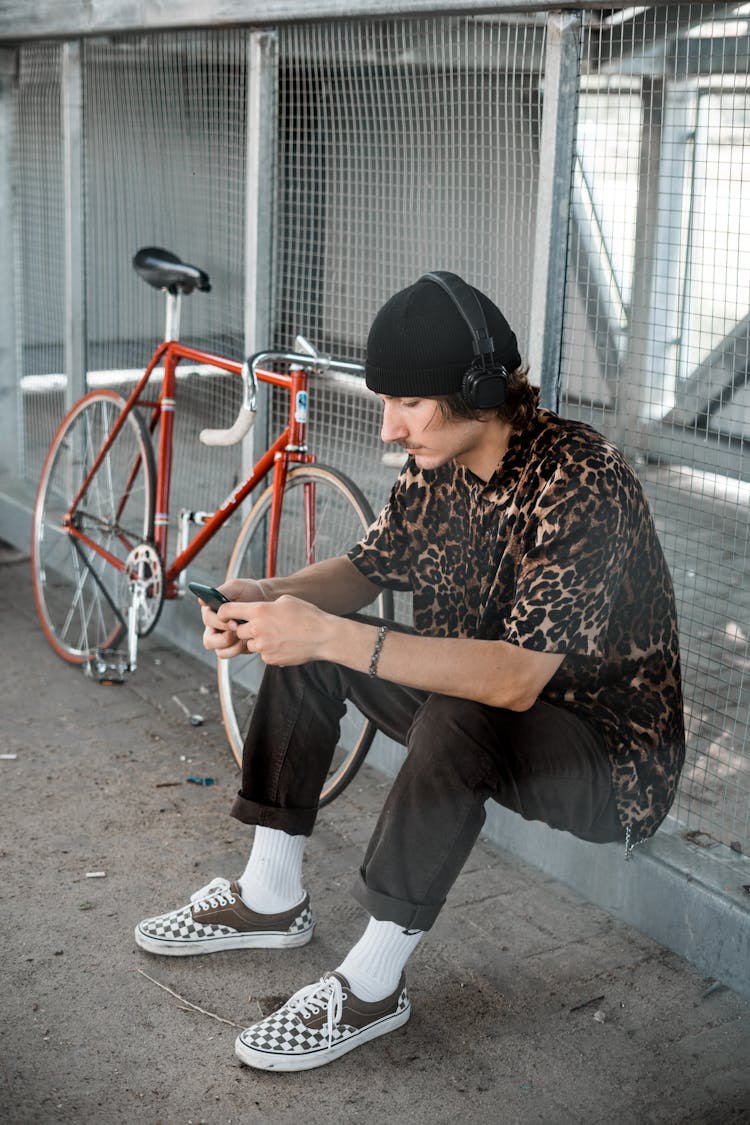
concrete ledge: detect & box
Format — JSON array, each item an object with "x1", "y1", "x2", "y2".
[
  {"x1": 484, "y1": 803, "x2": 750, "y2": 1000},
  {"x1": 3, "y1": 478, "x2": 749, "y2": 1001},
  {"x1": 366, "y1": 734, "x2": 750, "y2": 1002},
  {"x1": 0, "y1": 477, "x2": 35, "y2": 550}
]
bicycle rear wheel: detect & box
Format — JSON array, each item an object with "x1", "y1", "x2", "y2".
[
  {"x1": 218, "y1": 464, "x2": 392, "y2": 806},
  {"x1": 31, "y1": 389, "x2": 156, "y2": 664}
]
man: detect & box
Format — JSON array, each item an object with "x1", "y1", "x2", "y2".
[{"x1": 135, "y1": 273, "x2": 685, "y2": 1072}]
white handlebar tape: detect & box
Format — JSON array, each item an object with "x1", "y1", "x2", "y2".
[{"x1": 199, "y1": 407, "x2": 256, "y2": 446}]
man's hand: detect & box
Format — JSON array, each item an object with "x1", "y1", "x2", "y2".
[
  {"x1": 200, "y1": 578, "x2": 270, "y2": 660},
  {"x1": 215, "y1": 595, "x2": 331, "y2": 666},
  {"x1": 197, "y1": 558, "x2": 381, "y2": 661}
]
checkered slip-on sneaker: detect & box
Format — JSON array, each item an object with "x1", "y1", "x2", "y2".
[
  {"x1": 134, "y1": 877, "x2": 314, "y2": 956},
  {"x1": 234, "y1": 971, "x2": 411, "y2": 1071}
]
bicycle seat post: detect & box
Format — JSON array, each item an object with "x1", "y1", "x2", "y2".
[{"x1": 165, "y1": 290, "x2": 182, "y2": 342}]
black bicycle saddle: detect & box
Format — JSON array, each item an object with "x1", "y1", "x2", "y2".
[{"x1": 133, "y1": 247, "x2": 211, "y2": 295}]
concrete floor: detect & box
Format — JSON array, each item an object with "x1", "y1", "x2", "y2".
[{"x1": 2, "y1": 550, "x2": 749, "y2": 1124}]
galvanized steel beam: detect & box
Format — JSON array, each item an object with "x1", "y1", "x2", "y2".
[
  {"x1": 62, "y1": 41, "x2": 87, "y2": 408},
  {"x1": 0, "y1": 2, "x2": 626, "y2": 43},
  {"x1": 528, "y1": 10, "x2": 581, "y2": 410},
  {"x1": 243, "y1": 29, "x2": 279, "y2": 491},
  {"x1": 0, "y1": 48, "x2": 18, "y2": 479}
]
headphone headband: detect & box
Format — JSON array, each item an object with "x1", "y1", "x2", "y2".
[
  {"x1": 418, "y1": 271, "x2": 509, "y2": 409},
  {"x1": 418, "y1": 271, "x2": 494, "y2": 364}
]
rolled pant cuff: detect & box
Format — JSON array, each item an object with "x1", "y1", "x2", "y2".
[
  {"x1": 230, "y1": 792, "x2": 317, "y2": 837},
  {"x1": 351, "y1": 870, "x2": 443, "y2": 932}
]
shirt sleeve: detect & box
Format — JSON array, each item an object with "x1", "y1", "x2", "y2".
[
  {"x1": 503, "y1": 453, "x2": 631, "y2": 657},
  {"x1": 347, "y1": 471, "x2": 415, "y2": 592}
]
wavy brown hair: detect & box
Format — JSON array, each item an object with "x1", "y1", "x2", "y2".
[{"x1": 434, "y1": 364, "x2": 540, "y2": 430}]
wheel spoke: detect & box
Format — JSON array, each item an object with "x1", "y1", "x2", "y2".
[{"x1": 71, "y1": 535, "x2": 128, "y2": 631}]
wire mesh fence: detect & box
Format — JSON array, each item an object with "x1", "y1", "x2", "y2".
[
  {"x1": 9, "y1": 5, "x2": 750, "y2": 851},
  {"x1": 273, "y1": 14, "x2": 547, "y2": 523},
  {"x1": 275, "y1": 17, "x2": 545, "y2": 361},
  {"x1": 561, "y1": 4, "x2": 750, "y2": 850},
  {"x1": 18, "y1": 32, "x2": 251, "y2": 578}
]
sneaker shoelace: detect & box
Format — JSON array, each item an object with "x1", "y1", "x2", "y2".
[
  {"x1": 286, "y1": 976, "x2": 346, "y2": 1048},
  {"x1": 190, "y1": 876, "x2": 235, "y2": 912}
]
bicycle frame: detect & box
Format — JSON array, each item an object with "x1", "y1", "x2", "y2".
[{"x1": 64, "y1": 338, "x2": 360, "y2": 600}]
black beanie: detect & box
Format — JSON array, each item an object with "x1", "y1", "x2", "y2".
[{"x1": 365, "y1": 273, "x2": 521, "y2": 397}]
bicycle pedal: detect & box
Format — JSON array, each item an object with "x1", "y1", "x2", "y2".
[{"x1": 90, "y1": 650, "x2": 132, "y2": 685}]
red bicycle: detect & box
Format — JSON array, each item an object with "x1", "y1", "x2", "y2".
[{"x1": 31, "y1": 247, "x2": 391, "y2": 803}]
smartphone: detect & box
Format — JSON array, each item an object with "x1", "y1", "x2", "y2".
[{"x1": 188, "y1": 581, "x2": 230, "y2": 613}]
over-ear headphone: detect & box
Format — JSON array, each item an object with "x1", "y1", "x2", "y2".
[{"x1": 418, "y1": 271, "x2": 508, "y2": 409}]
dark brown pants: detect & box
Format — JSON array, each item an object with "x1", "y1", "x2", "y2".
[{"x1": 231, "y1": 659, "x2": 624, "y2": 931}]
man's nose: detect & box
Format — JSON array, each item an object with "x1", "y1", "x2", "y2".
[{"x1": 380, "y1": 405, "x2": 405, "y2": 445}]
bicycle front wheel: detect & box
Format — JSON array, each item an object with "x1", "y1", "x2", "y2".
[
  {"x1": 31, "y1": 389, "x2": 156, "y2": 664},
  {"x1": 218, "y1": 464, "x2": 392, "y2": 806}
]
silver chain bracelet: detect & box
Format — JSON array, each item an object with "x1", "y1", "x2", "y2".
[{"x1": 368, "y1": 624, "x2": 389, "y2": 677}]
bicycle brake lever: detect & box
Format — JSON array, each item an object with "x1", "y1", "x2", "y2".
[{"x1": 294, "y1": 334, "x2": 318, "y2": 357}]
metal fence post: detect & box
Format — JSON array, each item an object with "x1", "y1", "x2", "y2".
[
  {"x1": 244, "y1": 29, "x2": 278, "y2": 483},
  {"x1": 62, "y1": 40, "x2": 86, "y2": 409},
  {"x1": 0, "y1": 48, "x2": 18, "y2": 479},
  {"x1": 528, "y1": 11, "x2": 581, "y2": 411},
  {"x1": 615, "y1": 76, "x2": 665, "y2": 455}
]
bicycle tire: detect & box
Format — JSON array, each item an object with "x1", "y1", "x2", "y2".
[
  {"x1": 31, "y1": 389, "x2": 156, "y2": 664},
  {"x1": 218, "y1": 463, "x2": 392, "y2": 806}
]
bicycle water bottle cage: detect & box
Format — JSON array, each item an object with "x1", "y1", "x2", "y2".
[{"x1": 133, "y1": 247, "x2": 211, "y2": 295}]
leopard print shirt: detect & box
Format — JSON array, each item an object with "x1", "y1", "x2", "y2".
[{"x1": 348, "y1": 409, "x2": 685, "y2": 842}]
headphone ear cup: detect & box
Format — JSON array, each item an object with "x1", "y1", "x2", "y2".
[{"x1": 462, "y1": 361, "x2": 508, "y2": 409}]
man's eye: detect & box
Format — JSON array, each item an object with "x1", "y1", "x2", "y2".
[{"x1": 401, "y1": 400, "x2": 419, "y2": 408}]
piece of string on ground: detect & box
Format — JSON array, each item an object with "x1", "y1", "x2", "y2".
[{"x1": 134, "y1": 967, "x2": 246, "y2": 1029}]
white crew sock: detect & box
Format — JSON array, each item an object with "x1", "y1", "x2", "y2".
[
  {"x1": 238, "y1": 826, "x2": 307, "y2": 914},
  {"x1": 336, "y1": 917, "x2": 424, "y2": 1002}
]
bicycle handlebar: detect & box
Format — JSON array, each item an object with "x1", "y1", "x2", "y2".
[
  {"x1": 199, "y1": 405, "x2": 257, "y2": 446},
  {"x1": 198, "y1": 342, "x2": 366, "y2": 447},
  {"x1": 199, "y1": 359, "x2": 257, "y2": 446}
]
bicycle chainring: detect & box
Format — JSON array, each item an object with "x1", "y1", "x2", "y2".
[{"x1": 119, "y1": 542, "x2": 165, "y2": 637}]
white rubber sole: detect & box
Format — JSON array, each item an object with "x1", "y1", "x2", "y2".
[
  {"x1": 234, "y1": 1003, "x2": 411, "y2": 1071},
  {"x1": 133, "y1": 922, "x2": 314, "y2": 956}
]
